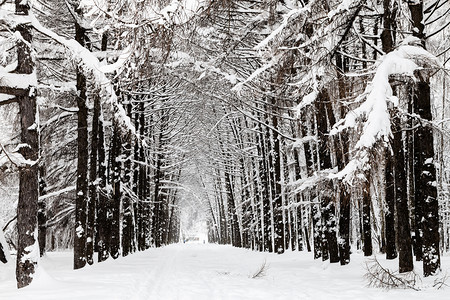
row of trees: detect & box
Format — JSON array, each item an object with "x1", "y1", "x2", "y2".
[
  {"x1": 194, "y1": 0, "x2": 449, "y2": 279},
  {"x1": 0, "y1": 0, "x2": 449, "y2": 289},
  {"x1": 0, "y1": 0, "x2": 201, "y2": 287}
]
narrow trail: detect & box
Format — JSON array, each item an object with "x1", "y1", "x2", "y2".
[
  {"x1": 134, "y1": 246, "x2": 179, "y2": 299},
  {"x1": 130, "y1": 244, "x2": 226, "y2": 299},
  {"x1": 0, "y1": 243, "x2": 448, "y2": 300}
]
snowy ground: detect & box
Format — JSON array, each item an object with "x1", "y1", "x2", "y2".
[{"x1": 0, "y1": 243, "x2": 448, "y2": 299}]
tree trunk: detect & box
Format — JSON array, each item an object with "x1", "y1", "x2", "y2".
[
  {"x1": 315, "y1": 89, "x2": 339, "y2": 263},
  {"x1": 122, "y1": 101, "x2": 134, "y2": 256},
  {"x1": 225, "y1": 171, "x2": 242, "y2": 247},
  {"x1": 86, "y1": 92, "x2": 99, "y2": 265},
  {"x1": 385, "y1": 151, "x2": 397, "y2": 259},
  {"x1": 271, "y1": 98, "x2": 284, "y2": 254},
  {"x1": 408, "y1": 0, "x2": 440, "y2": 276},
  {"x1": 16, "y1": 60, "x2": 40, "y2": 285},
  {"x1": 301, "y1": 117, "x2": 321, "y2": 258},
  {"x1": 38, "y1": 167, "x2": 47, "y2": 257},
  {"x1": 258, "y1": 122, "x2": 272, "y2": 252},
  {"x1": 335, "y1": 51, "x2": 351, "y2": 265},
  {"x1": 380, "y1": 0, "x2": 398, "y2": 261},
  {"x1": 413, "y1": 81, "x2": 440, "y2": 276},
  {"x1": 110, "y1": 121, "x2": 121, "y2": 259},
  {"x1": 97, "y1": 103, "x2": 110, "y2": 262},
  {"x1": 15, "y1": 1, "x2": 39, "y2": 287},
  {"x1": 0, "y1": 229, "x2": 8, "y2": 264},
  {"x1": 362, "y1": 172, "x2": 372, "y2": 256},
  {"x1": 73, "y1": 18, "x2": 89, "y2": 270},
  {"x1": 393, "y1": 109, "x2": 413, "y2": 273},
  {"x1": 96, "y1": 32, "x2": 110, "y2": 262}
]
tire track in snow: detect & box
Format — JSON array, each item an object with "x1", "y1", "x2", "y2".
[{"x1": 129, "y1": 247, "x2": 178, "y2": 300}]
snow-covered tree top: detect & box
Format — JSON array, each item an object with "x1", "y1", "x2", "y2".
[{"x1": 330, "y1": 37, "x2": 441, "y2": 183}]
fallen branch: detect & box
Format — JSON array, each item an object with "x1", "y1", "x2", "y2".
[
  {"x1": 364, "y1": 257, "x2": 421, "y2": 291},
  {"x1": 249, "y1": 259, "x2": 269, "y2": 279}
]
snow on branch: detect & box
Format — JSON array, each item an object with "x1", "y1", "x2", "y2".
[
  {"x1": 0, "y1": 143, "x2": 38, "y2": 168},
  {"x1": 0, "y1": 72, "x2": 37, "y2": 95},
  {"x1": 39, "y1": 186, "x2": 76, "y2": 201},
  {"x1": 332, "y1": 40, "x2": 440, "y2": 149},
  {"x1": 254, "y1": 5, "x2": 310, "y2": 51},
  {"x1": 84, "y1": 0, "x2": 205, "y2": 31},
  {"x1": 329, "y1": 37, "x2": 441, "y2": 182},
  {"x1": 288, "y1": 168, "x2": 337, "y2": 194},
  {"x1": 0, "y1": 10, "x2": 29, "y2": 29},
  {"x1": 294, "y1": 90, "x2": 318, "y2": 116},
  {"x1": 28, "y1": 13, "x2": 136, "y2": 136},
  {"x1": 231, "y1": 54, "x2": 281, "y2": 92},
  {"x1": 328, "y1": 0, "x2": 358, "y2": 19}
]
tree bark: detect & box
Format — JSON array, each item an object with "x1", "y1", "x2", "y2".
[
  {"x1": 15, "y1": 1, "x2": 39, "y2": 287},
  {"x1": 362, "y1": 172, "x2": 372, "y2": 256},
  {"x1": 385, "y1": 151, "x2": 397, "y2": 259},
  {"x1": 393, "y1": 109, "x2": 414, "y2": 273},
  {"x1": 335, "y1": 51, "x2": 351, "y2": 265},
  {"x1": 96, "y1": 33, "x2": 110, "y2": 262},
  {"x1": 97, "y1": 103, "x2": 110, "y2": 262},
  {"x1": 315, "y1": 89, "x2": 339, "y2": 263},
  {"x1": 122, "y1": 100, "x2": 134, "y2": 256},
  {"x1": 73, "y1": 6, "x2": 90, "y2": 269},
  {"x1": 301, "y1": 116, "x2": 321, "y2": 259},
  {"x1": 38, "y1": 167, "x2": 47, "y2": 257},
  {"x1": 413, "y1": 81, "x2": 440, "y2": 276},
  {"x1": 110, "y1": 121, "x2": 121, "y2": 259},
  {"x1": 225, "y1": 170, "x2": 242, "y2": 247},
  {"x1": 408, "y1": 0, "x2": 440, "y2": 276},
  {"x1": 86, "y1": 92, "x2": 99, "y2": 265}
]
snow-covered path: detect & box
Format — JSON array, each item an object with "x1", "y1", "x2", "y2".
[{"x1": 0, "y1": 243, "x2": 448, "y2": 299}]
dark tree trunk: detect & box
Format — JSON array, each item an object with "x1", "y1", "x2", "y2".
[
  {"x1": 251, "y1": 155, "x2": 262, "y2": 251},
  {"x1": 264, "y1": 112, "x2": 276, "y2": 253},
  {"x1": 110, "y1": 121, "x2": 121, "y2": 259},
  {"x1": 0, "y1": 233, "x2": 7, "y2": 264},
  {"x1": 338, "y1": 191, "x2": 350, "y2": 264},
  {"x1": 380, "y1": 0, "x2": 398, "y2": 261},
  {"x1": 134, "y1": 102, "x2": 146, "y2": 250},
  {"x1": 409, "y1": 95, "x2": 422, "y2": 262},
  {"x1": 96, "y1": 33, "x2": 109, "y2": 262},
  {"x1": 381, "y1": 0, "x2": 396, "y2": 54},
  {"x1": 271, "y1": 98, "x2": 284, "y2": 254},
  {"x1": 408, "y1": 0, "x2": 440, "y2": 276},
  {"x1": 122, "y1": 101, "x2": 134, "y2": 256},
  {"x1": 311, "y1": 201, "x2": 322, "y2": 259},
  {"x1": 304, "y1": 222, "x2": 311, "y2": 252},
  {"x1": 132, "y1": 103, "x2": 140, "y2": 251},
  {"x1": 385, "y1": 151, "x2": 397, "y2": 259},
  {"x1": 153, "y1": 106, "x2": 170, "y2": 248},
  {"x1": 73, "y1": 19, "x2": 89, "y2": 270},
  {"x1": 393, "y1": 109, "x2": 414, "y2": 273},
  {"x1": 240, "y1": 175, "x2": 251, "y2": 248},
  {"x1": 362, "y1": 173, "x2": 372, "y2": 256},
  {"x1": 15, "y1": 11, "x2": 39, "y2": 286},
  {"x1": 335, "y1": 52, "x2": 351, "y2": 265},
  {"x1": 225, "y1": 171, "x2": 242, "y2": 247},
  {"x1": 301, "y1": 117, "x2": 321, "y2": 259},
  {"x1": 315, "y1": 89, "x2": 339, "y2": 263},
  {"x1": 38, "y1": 167, "x2": 47, "y2": 257},
  {"x1": 215, "y1": 174, "x2": 227, "y2": 245},
  {"x1": 153, "y1": 134, "x2": 164, "y2": 248},
  {"x1": 97, "y1": 104, "x2": 110, "y2": 262},
  {"x1": 413, "y1": 81, "x2": 440, "y2": 276},
  {"x1": 293, "y1": 154, "x2": 304, "y2": 252},
  {"x1": 86, "y1": 92, "x2": 99, "y2": 265},
  {"x1": 258, "y1": 122, "x2": 272, "y2": 252}
]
